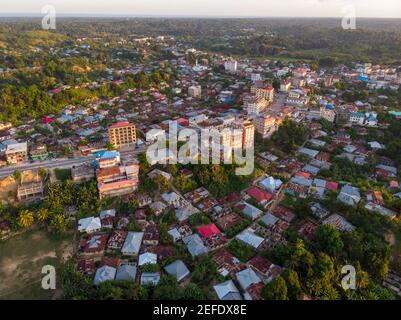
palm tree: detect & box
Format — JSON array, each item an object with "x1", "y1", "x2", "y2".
[
  {"x1": 36, "y1": 208, "x2": 50, "y2": 222},
  {"x1": 18, "y1": 210, "x2": 34, "y2": 228}
]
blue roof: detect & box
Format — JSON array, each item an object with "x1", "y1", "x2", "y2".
[
  {"x1": 326, "y1": 104, "x2": 334, "y2": 109},
  {"x1": 358, "y1": 75, "x2": 369, "y2": 81},
  {"x1": 224, "y1": 98, "x2": 234, "y2": 103},
  {"x1": 92, "y1": 150, "x2": 120, "y2": 160}
]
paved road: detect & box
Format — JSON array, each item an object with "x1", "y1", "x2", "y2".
[{"x1": 0, "y1": 147, "x2": 147, "y2": 178}]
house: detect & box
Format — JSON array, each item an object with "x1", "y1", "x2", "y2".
[
  {"x1": 217, "y1": 213, "x2": 243, "y2": 230},
  {"x1": 76, "y1": 259, "x2": 96, "y2": 275},
  {"x1": 235, "y1": 201, "x2": 263, "y2": 220},
  {"x1": 107, "y1": 230, "x2": 127, "y2": 250},
  {"x1": 78, "y1": 217, "x2": 102, "y2": 233},
  {"x1": 213, "y1": 249, "x2": 246, "y2": 277},
  {"x1": 260, "y1": 213, "x2": 279, "y2": 227},
  {"x1": 365, "y1": 203, "x2": 397, "y2": 219},
  {"x1": 323, "y1": 214, "x2": 355, "y2": 233},
  {"x1": 164, "y1": 260, "x2": 190, "y2": 282},
  {"x1": 161, "y1": 192, "x2": 181, "y2": 207},
  {"x1": 168, "y1": 228, "x2": 182, "y2": 242},
  {"x1": 99, "y1": 209, "x2": 116, "y2": 220},
  {"x1": 81, "y1": 233, "x2": 108, "y2": 256},
  {"x1": 245, "y1": 187, "x2": 274, "y2": 208},
  {"x1": 140, "y1": 272, "x2": 161, "y2": 286},
  {"x1": 115, "y1": 264, "x2": 137, "y2": 281},
  {"x1": 298, "y1": 147, "x2": 319, "y2": 159},
  {"x1": 121, "y1": 232, "x2": 144, "y2": 256},
  {"x1": 183, "y1": 234, "x2": 208, "y2": 257},
  {"x1": 143, "y1": 224, "x2": 160, "y2": 245},
  {"x1": 338, "y1": 185, "x2": 361, "y2": 206},
  {"x1": 259, "y1": 176, "x2": 283, "y2": 193},
  {"x1": 138, "y1": 252, "x2": 158, "y2": 266},
  {"x1": 248, "y1": 255, "x2": 282, "y2": 280},
  {"x1": 197, "y1": 224, "x2": 221, "y2": 239},
  {"x1": 349, "y1": 112, "x2": 365, "y2": 125},
  {"x1": 93, "y1": 265, "x2": 116, "y2": 285},
  {"x1": 149, "y1": 201, "x2": 167, "y2": 215},
  {"x1": 214, "y1": 280, "x2": 242, "y2": 300},
  {"x1": 236, "y1": 229, "x2": 264, "y2": 249},
  {"x1": 235, "y1": 267, "x2": 262, "y2": 291}
]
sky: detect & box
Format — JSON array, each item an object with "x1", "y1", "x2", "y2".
[{"x1": 1, "y1": 0, "x2": 401, "y2": 18}]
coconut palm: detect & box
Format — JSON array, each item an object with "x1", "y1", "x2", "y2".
[
  {"x1": 36, "y1": 208, "x2": 50, "y2": 222},
  {"x1": 18, "y1": 210, "x2": 34, "y2": 228}
]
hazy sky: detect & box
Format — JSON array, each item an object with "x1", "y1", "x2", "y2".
[{"x1": 1, "y1": 0, "x2": 401, "y2": 18}]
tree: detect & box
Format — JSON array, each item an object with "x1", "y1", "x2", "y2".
[
  {"x1": 50, "y1": 213, "x2": 70, "y2": 233},
  {"x1": 38, "y1": 167, "x2": 48, "y2": 180},
  {"x1": 282, "y1": 269, "x2": 302, "y2": 299},
  {"x1": 261, "y1": 276, "x2": 288, "y2": 300},
  {"x1": 315, "y1": 224, "x2": 344, "y2": 257},
  {"x1": 36, "y1": 208, "x2": 50, "y2": 222},
  {"x1": 191, "y1": 256, "x2": 218, "y2": 286},
  {"x1": 13, "y1": 169, "x2": 21, "y2": 184},
  {"x1": 18, "y1": 209, "x2": 34, "y2": 228}
]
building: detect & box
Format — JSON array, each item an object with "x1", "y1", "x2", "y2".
[
  {"x1": 30, "y1": 145, "x2": 49, "y2": 161},
  {"x1": 286, "y1": 89, "x2": 309, "y2": 105},
  {"x1": 188, "y1": 85, "x2": 202, "y2": 98},
  {"x1": 71, "y1": 163, "x2": 95, "y2": 184},
  {"x1": 254, "y1": 115, "x2": 278, "y2": 138},
  {"x1": 241, "y1": 121, "x2": 255, "y2": 149},
  {"x1": 245, "y1": 98, "x2": 268, "y2": 116},
  {"x1": 349, "y1": 112, "x2": 365, "y2": 125},
  {"x1": 280, "y1": 80, "x2": 291, "y2": 92},
  {"x1": 224, "y1": 59, "x2": 238, "y2": 73},
  {"x1": 254, "y1": 85, "x2": 274, "y2": 103},
  {"x1": 121, "y1": 232, "x2": 144, "y2": 256},
  {"x1": 320, "y1": 105, "x2": 336, "y2": 123},
  {"x1": 6, "y1": 142, "x2": 27, "y2": 164},
  {"x1": 108, "y1": 122, "x2": 136, "y2": 149},
  {"x1": 224, "y1": 59, "x2": 238, "y2": 72}
]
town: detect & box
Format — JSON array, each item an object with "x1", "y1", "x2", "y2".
[{"x1": 1, "y1": 17, "x2": 401, "y2": 301}]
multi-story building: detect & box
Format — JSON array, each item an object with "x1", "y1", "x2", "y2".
[
  {"x1": 320, "y1": 105, "x2": 337, "y2": 123},
  {"x1": 108, "y1": 122, "x2": 136, "y2": 149},
  {"x1": 280, "y1": 80, "x2": 291, "y2": 92},
  {"x1": 245, "y1": 98, "x2": 268, "y2": 116},
  {"x1": 349, "y1": 112, "x2": 366, "y2": 125},
  {"x1": 255, "y1": 115, "x2": 278, "y2": 138},
  {"x1": 97, "y1": 156, "x2": 140, "y2": 200},
  {"x1": 254, "y1": 85, "x2": 275, "y2": 103},
  {"x1": 286, "y1": 89, "x2": 310, "y2": 106},
  {"x1": 30, "y1": 145, "x2": 49, "y2": 161},
  {"x1": 224, "y1": 60, "x2": 238, "y2": 73},
  {"x1": 17, "y1": 171, "x2": 44, "y2": 202},
  {"x1": 188, "y1": 85, "x2": 202, "y2": 98},
  {"x1": 6, "y1": 142, "x2": 27, "y2": 164},
  {"x1": 241, "y1": 120, "x2": 255, "y2": 149}
]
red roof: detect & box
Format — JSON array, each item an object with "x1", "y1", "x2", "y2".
[
  {"x1": 197, "y1": 224, "x2": 221, "y2": 239},
  {"x1": 247, "y1": 187, "x2": 273, "y2": 203},
  {"x1": 325, "y1": 181, "x2": 339, "y2": 191},
  {"x1": 295, "y1": 171, "x2": 312, "y2": 179},
  {"x1": 109, "y1": 121, "x2": 133, "y2": 129}
]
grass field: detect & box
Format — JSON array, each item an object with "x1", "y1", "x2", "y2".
[{"x1": 0, "y1": 229, "x2": 75, "y2": 300}]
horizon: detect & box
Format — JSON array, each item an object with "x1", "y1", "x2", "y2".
[{"x1": 1, "y1": 0, "x2": 401, "y2": 19}]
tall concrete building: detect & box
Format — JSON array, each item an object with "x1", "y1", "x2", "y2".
[
  {"x1": 108, "y1": 122, "x2": 136, "y2": 149},
  {"x1": 254, "y1": 85, "x2": 275, "y2": 103},
  {"x1": 188, "y1": 85, "x2": 202, "y2": 98}
]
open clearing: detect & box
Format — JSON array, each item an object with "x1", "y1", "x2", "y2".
[{"x1": 0, "y1": 229, "x2": 75, "y2": 300}]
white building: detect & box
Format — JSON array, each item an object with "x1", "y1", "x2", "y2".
[{"x1": 224, "y1": 60, "x2": 238, "y2": 73}]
